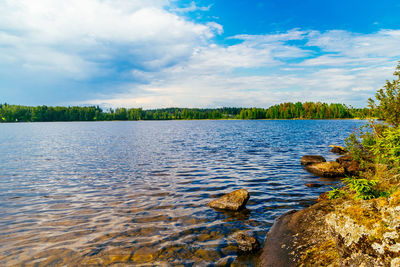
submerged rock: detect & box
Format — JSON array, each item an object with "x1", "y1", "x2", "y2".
[
  {"x1": 305, "y1": 183, "x2": 323, "y2": 188},
  {"x1": 208, "y1": 189, "x2": 250, "y2": 211},
  {"x1": 300, "y1": 155, "x2": 326, "y2": 166},
  {"x1": 304, "y1": 161, "x2": 345, "y2": 178},
  {"x1": 233, "y1": 232, "x2": 260, "y2": 253},
  {"x1": 329, "y1": 145, "x2": 347, "y2": 154}
]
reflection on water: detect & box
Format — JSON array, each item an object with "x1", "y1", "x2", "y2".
[{"x1": 0, "y1": 120, "x2": 364, "y2": 266}]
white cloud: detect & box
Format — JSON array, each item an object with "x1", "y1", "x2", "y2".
[
  {"x1": 86, "y1": 29, "x2": 400, "y2": 108},
  {"x1": 171, "y1": 1, "x2": 213, "y2": 13},
  {"x1": 0, "y1": 0, "x2": 220, "y2": 80},
  {"x1": 307, "y1": 29, "x2": 400, "y2": 58}
]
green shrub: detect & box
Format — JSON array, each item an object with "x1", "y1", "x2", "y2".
[
  {"x1": 368, "y1": 61, "x2": 400, "y2": 127},
  {"x1": 327, "y1": 187, "x2": 346, "y2": 200},
  {"x1": 345, "y1": 124, "x2": 376, "y2": 167},
  {"x1": 368, "y1": 126, "x2": 400, "y2": 170},
  {"x1": 343, "y1": 177, "x2": 380, "y2": 200}
]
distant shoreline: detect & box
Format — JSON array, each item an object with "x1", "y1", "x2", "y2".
[
  {"x1": 0, "y1": 102, "x2": 370, "y2": 122},
  {"x1": 0, "y1": 118, "x2": 370, "y2": 124}
]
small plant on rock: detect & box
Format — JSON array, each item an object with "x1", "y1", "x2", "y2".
[
  {"x1": 327, "y1": 187, "x2": 346, "y2": 200},
  {"x1": 342, "y1": 177, "x2": 379, "y2": 200}
]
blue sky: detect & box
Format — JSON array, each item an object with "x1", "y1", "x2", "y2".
[{"x1": 1, "y1": 0, "x2": 400, "y2": 108}]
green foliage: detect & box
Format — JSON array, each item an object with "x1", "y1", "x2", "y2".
[
  {"x1": 368, "y1": 126, "x2": 400, "y2": 169},
  {"x1": 333, "y1": 62, "x2": 400, "y2": 201},
  {"x1": 368, "y1": 61, "x2": 400, "y2": 127},
  {"x1": 342, "y1": 177, "x2": 380, "y2": 200},
  {"x1": 0, "y1": 102, "x2": 366, "y2": 122},
  {"x1": 345, "y1": 124, "x2": 375, "y2": 167},
  {"x1": 327, "y1": 187, "x2": 346, "y2": 200}
]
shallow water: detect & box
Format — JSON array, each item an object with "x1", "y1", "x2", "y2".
[{"x1": 0, "y1": 120, "x2": 365, "y2": 266}]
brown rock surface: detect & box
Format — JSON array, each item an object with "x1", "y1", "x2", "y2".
[
  {"x1": 260, "y1": 193, "x2": 400, "y2": 266},
  {"x1": 329, "y1": 145, "x2": 347, "y2": 154},
  {"x1": 336, "y1": 154, "x2": 353, "y2": 164},
  {"x1": 208, "y1": 189, "x2": 250, "y2": 211},
  {"x1": 300, "y1": 155, "x2": 326, "y2": 165},
  {"x1": 305, "y1": 183, "x2": 323, "y2": 188},
  {"x1": 336, "y1": 154, "x2": 361, "y2": 175},
  {"x1": 259, "y1": 201, "x2": 340, "y2": 266},
  {"x1": 326, "y1": 193, "x2": 400, "y2": 266},
  {"x1": 232, "y1": 232, "x2": 260, "y2": 253},
  {"x1": 316, "y1": 192, "x2": 329, "y2": 202},
  {"x1": 304, "y1": 161, "x2": 345, "y2": 178}
]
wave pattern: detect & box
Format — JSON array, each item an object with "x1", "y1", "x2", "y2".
[{"x1": 0, "y1": 120, "x2": 364, "y2": 266}]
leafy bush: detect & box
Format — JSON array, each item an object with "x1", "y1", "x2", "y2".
[
  {"x1": 331, "y1": 62, "x2": 400, "y2": 201},
  {"x1": 327, "y1": 187, "x2": 346, "y2": 200},
  {"x1": 368, "y1": 126, "x2": 400, "y2": 169},
  {"x1": 342, "y1": 177, "x2": 380, "y2": 200},
  {"x1": 345, "y1": 124, "x2": 376, "y2": 167}
]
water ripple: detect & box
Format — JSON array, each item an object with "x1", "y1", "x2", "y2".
[{"x1": 0, "y1": 120, "x2": 365, "y2": 266}]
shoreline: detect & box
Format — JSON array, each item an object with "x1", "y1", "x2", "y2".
[
  {"x1": 0, "y1": 118, "x2": 369, "y2": 124},
  {"x1": 259, "y1": 150, "x2": 400, "y2": 266}
]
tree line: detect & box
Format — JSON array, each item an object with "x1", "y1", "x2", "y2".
[{"x1": 0, "y1": 102, "x2": 370, "y2": 122}]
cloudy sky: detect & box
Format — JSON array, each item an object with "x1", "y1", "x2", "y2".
[{"x1": 1, "y1": 0, "x2": 400, "y2": 108}]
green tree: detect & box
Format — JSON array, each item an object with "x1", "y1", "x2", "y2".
[{"x1": 368, "y1": 62, "x2": 400, "y2": 127}]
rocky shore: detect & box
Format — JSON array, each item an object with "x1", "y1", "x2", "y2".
[
  {"x1": 259, "y1": 147, "x2": 400, "y2": 266},
  {"x1": 207, "y1": 145, "x2": 400, "y2": 266}
]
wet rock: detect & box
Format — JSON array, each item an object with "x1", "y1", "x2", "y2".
[
  {"x1": 233, "y1": 232, "x2": 260, "y2": 253},
  {"x1": 300, "y1": 155, "x2": 326, "y2": 166},
  {"x1": 305, "y1": 183, "x2": 323, "y2": 188},
  {"x1": 304, "y1": 161, "x2": 345, "y2": 178},
  {"x1": 208, "y1": 189, "x2": 250, "y2": 211},
  {"x1": 329, "y1": 145, "x2": 347, "y2": 154}
]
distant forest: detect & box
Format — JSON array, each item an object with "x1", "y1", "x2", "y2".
[{"x1": 0, "y1": 102, "x2": 370, "y2": 122}]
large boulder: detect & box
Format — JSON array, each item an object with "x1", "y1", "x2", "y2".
[
  {"x1": 304, "y1": 161, "x2": 345, "y2": 178},
  {"x1": 232, "y1": 232, "x2": 260, "y2": 253},
  {"x1": 259, "y1": 202, "x2": 340, "y2": 266},
  {"x1": 300, "y1": 155, "x2": 326, "y2": 166},
  {"x1": 329, "y1": 145, "x2": 347, "y2": 154},
  {"x1": 208, "y1": 189, "x2": 250, "y2": 211},
  {"x1": 259, "y1": 193, "x2": 400, "y2": 266},
  {"x1": 326, "y1": 193, "x2": 400, "y2": 266}
]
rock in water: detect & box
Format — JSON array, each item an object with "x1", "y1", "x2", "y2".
[
  {"x1": 305, "y1": 183, "x2": 322, "y2": 188},
  {"x1": 304, "y1": 161, "x2": 345, "y2": 178},
  {"x1": 329, "y1": 145, "x2": 347, "y2": 154},
  {"x1": 233, "y1": 232, "x2": 260, "y2": 253},
  {"x1": 300, "y1": 155, "x2": 326, "y2": 165},
  {"x1": 208, "y1": 189, "x2": 249, "y2": 211}
]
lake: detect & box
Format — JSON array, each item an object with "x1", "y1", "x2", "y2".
[{"x1": 0, "y1": 120, "x2": 365, "y2": 266}]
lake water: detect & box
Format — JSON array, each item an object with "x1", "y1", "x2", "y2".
[{"x1": 0, "y1": 120, "x2": 365, "y2": 266}]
